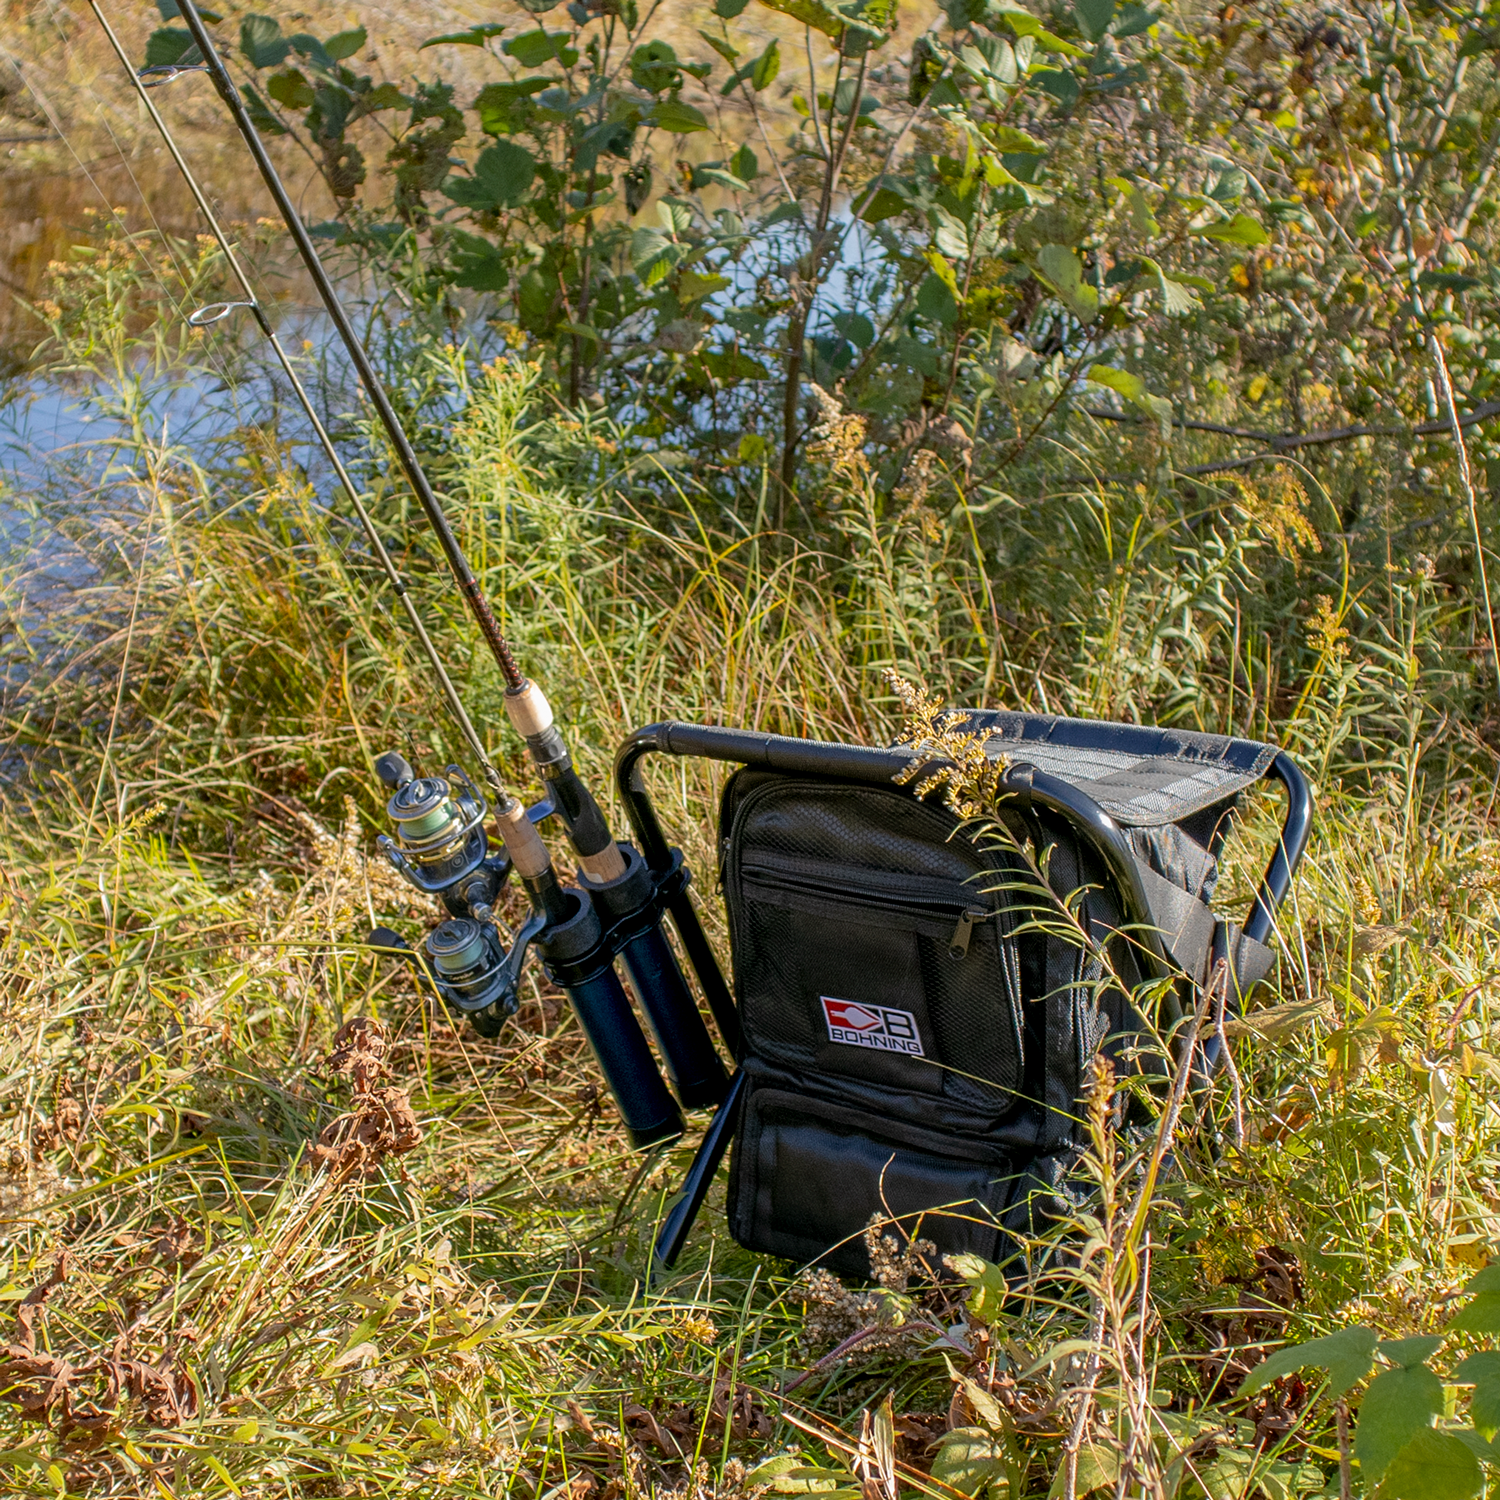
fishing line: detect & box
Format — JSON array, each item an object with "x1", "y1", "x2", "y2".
[
  {"x1": 86, "y1": 0, "x2": 737, "y2": 1141},
  {"x1": 87, "y1": 0, "x2": 500, "y2": 792},
  {"x1": 22, "y1": 12, "x2": 246, "y2": 412},
  {"x1": 166, "y1": 0, "x2": 636, "y2": 887}
]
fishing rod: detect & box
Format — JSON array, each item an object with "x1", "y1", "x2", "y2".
[{"x1": 95, "y1": 0, "x2": 732, "y2": 1138}]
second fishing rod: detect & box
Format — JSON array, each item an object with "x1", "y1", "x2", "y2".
[{"x1": 134, "y1": 0, "x2": 731, "y2": 1128}]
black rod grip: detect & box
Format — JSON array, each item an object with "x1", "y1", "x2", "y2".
[
  {"x1": 618, "y1": 926, "x2": 730, "y2": 1109},
  {"x1": 550, "y1": 766, "x2": 615, "y2": 857}
]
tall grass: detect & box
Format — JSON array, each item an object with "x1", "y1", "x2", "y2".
[{"x1": 3, "y1": 224, "x2": 1500, "y2": 1498}]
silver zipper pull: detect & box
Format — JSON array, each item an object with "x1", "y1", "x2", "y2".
[{"x1": 948, "y1": 907, "x2": 987, "y2": 960}]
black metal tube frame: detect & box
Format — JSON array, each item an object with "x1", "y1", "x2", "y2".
[{"x1": 616, "y1": 722, "x2": 1312, "y2": 1271}]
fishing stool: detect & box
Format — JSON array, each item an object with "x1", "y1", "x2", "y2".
[{"x1": 613, "y1": 713, "x2": 1311, "y2": 1277}]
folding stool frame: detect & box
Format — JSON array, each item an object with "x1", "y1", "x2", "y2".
[{"x1": 612, "y1": 722, "x2": 1312, "y2": 1271}]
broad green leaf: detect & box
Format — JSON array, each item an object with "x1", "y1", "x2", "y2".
[
  {"x1": 703, "y1": 349, "x2": 770, "y2": 381},
  {"x1": 239, "y1": 14, "x2": 288, "y2": 68},
  {"x1": 1195, "y1": 212, "x2": 1270, "y2": 246},
  {"x1": 444, "y1": 141, "x2": 536, "y2": 210},
  {"x1": 832, "y1": 311, "x2": 875, "y2": 348},
  {"x1": 266, "y1": 67, "x2": 314, "y2": 109},
  {"x1": 145, "y1": 27, "x2": 200, "y2": 67},
  {"x1": 716, "y1": 0, "x2": 751, "y2": 15},
  {"x1": 155, "y1": 0, "x2": 221, "y2": 20},
  {"x1": 653, "y1": 99, "x2": 710, "y2": 132},
  {"x1": 932, "y1": 1428, "x2": 1007, "y2": 1497},
  {"x1": 505, "y1": 29, "x2": 578, "y2": 68},
  {"x1": 765, "y1": 1466, "x2": 857, "y2": 1494},
  {"x1": 240, "y1": 83, "x2": 288, "y2": 135},
  {"x1": 1353, "y1": 1364, "x2": 1443, "y2": 1481},
  {"x1": 1378, "y1": 1428, "x2": 1484, "y2": 1500},
  {"x1": 324, "y1": 26, "x2": 366, "y2": 60},
  {"x1": 1112, "y1": 2, "x2": 1158, "y2": 37},
  {"x1": 1449, "y1": 1292, "x2": 1500, "y2": 1334},
  {"x1": 1238, "y1": 1326, "x2": 1378, "y2": 1399},
  {"x1": 353, "y1": 81, "x2": 406, "y2": 114},
  {"x1": 679, "y1": 270, "x2": 731, "y2": 302},
  {"x1": 695, "y1": 167, "x2": 751, "y2": 192},
  {"x1": 473, "y1": 78, "x2": 554, "y2": 135},
  {"x1": 1075, "y1": 0, "x2": 1116, "y2": 42},
  {"x1": 1378, "y1": 1335, "x2": 1444, "y2": 1369},
  {"x1": 421, "y1": 23, "x2": 506, "y2": 48},
  {"x1": 448, "y1": 232, "x2": 510, "y2": 292},
  {"x1": 731, "y1": 143, "x2": 759, "y2": 181},
  {"x1": 933, "y1": 207, "x2": 969, "y2": 260},
  {"x1": 1108, "y1": 175, "x2": 1158, "y2": 236},
  {"x1": 860, "y1": 185, "x2": 908, "y2": 221},
  {"x1": 990, "y1": 125, "x2": 1047, "y2": 152},
  {"x1": 287, "y1": 33, "x2": 334, "y2": 71},
  {"x1": 516, "y1": 265, "x2": 559, "y2": 332},
  {"x1": 1034, "y1": 243, "x2": 1098, "y2": 322},
  {"x1": 1451, "y1": 1267, "x2": 1500, "y2": 1335},
  {"x1": 752, "y1": 38, "x2": 782, "y2": 89},
  {"x1": 699, "y1": 31, "x2": 740, "y2": 63},
  {"x1": 744, "y1": 1456, "x2": 803, "y2": 1485},
  {"x1": 658, "y1": 198, "x2": 694, "y2": 234},
  {"x1": 1209, "y1": 164, "x2": 1246, "y2": 203},
  {"x1": 1419, "y1": 270, "x2": 1483, "y2": 294},
  {"x1": 1047, "y1": 1437, "x2": 1119, "y2": 1496},
  {"x1": 631, "y1": 40, "x2": 681, "y2": 92},
  {"x1": 917, "y1": 271, "x2": 959, "y2": 325},
  {"x1": 758, "y1": 0, "x2": 845, "y2": 40},
  {"x1": 1464, "y1": 1263, "x2": 1500, "y2": 1295},
  {"x1": 1456, "y1": 1352, "x2": 1500, "y2": 1437},
  {"x1": 946, "y1": 1252, "x2": 1009, "y2": 1325},
  {"x1": 1138, "y1": 256, "x2": 1198, "y2": 315},
  {"x1": 991, "y1": 9, "x2": 1087, "y2": 55}
]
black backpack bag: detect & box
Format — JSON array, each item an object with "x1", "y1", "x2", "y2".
[{"x1": 613, "y1": 712, "x2": 1310, "y2": 1277}]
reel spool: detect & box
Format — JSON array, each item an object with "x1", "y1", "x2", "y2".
[
  {"x1": 425, "y1": 917, "x2": 517, "y2": 1036},
  {"x1": 375, "y1": 752, "x2": 489, "y2": 897}
]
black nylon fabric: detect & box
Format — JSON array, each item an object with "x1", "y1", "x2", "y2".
[{"x1": 717, "y1": 763, "x2": 1251, "y2": 1276}]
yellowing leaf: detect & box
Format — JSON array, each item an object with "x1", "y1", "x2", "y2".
[
  {"x1": 1088, "y1": 364, "x2": 1170, "y2": 423},
  {"x1": 1034, "y1": 244, "x2": 1098, "y2": 321},
  {"x1": 1195, "y1": 212, "x2": 1271, "y2": 246},
  {"x1": 758, "y1": 0, "x2": 844, "y2": 38}
]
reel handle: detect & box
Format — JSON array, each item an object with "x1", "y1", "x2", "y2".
[{"x1": 375, "y1": 751, "x2": 413, "y2": 790}]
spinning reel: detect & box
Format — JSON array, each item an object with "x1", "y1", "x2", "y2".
[
  {"x1": 366, "y1": 743, "x2": 726, "y2": 1145},
  {"x1": 372, "y1": 750, "x2": 543, "y2": 1037}
]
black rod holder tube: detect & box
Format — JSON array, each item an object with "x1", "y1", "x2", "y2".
[
  {"x1": 563, "y1": 966, "x2": 685, "y2": 1148},
  {"x1": 576, "y1": 842, "x2": 733, "y2": 1097},
  {"x1": 618, "y1": 926, "x2": 730, "y2": 1108},
  {"x1": 652, "y1": 1070, "x2": 746, "y2": 1273},
  {"x1": 614, "y1": 737, "x2": 743, "y2": 1057},
  {"x1": 663, "y1": 890, "x2": 743, "y2": 1061},
  {"x1": 537, "y1": 886, "x2": 684, "y2": 1147}
]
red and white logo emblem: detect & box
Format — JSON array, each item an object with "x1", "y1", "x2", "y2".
[{"x1": 821, "y1": 997, "x2": 925, "y2": 1057}]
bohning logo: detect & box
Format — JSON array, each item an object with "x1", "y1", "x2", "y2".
[{"x1": 821, "y1": 997, "x2": 925, "y2": 1057}]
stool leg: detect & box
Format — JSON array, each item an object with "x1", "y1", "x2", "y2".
[{"x1": 652, "y1": 1071, "x2": 746, "y2": 1271}]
